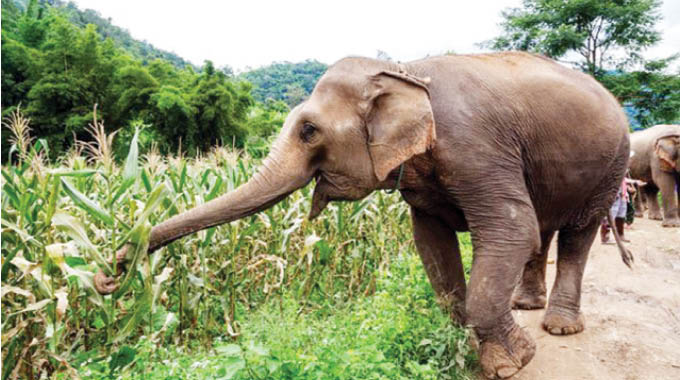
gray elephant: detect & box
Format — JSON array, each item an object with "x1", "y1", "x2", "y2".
[
  {"x1": 629, "y1": 124, "x2": 680, "y2": 227},
  {"x1": 97, "y1": 52, "x2": 631, "y2": 379}
]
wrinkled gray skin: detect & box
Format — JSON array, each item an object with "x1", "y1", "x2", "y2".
[
  {"x1": 629, "y1": 124, "x2": 680, "y2": 227},
  {"x1": 98, "y1": 52, "x2": 631, "y2": 379}
]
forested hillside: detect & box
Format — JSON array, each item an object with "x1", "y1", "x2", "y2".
[
  {"x1": 1, "y1": 0, "x2": 288, "y2": 160},
  {"x1": 240, "y1": 60, "x2": 327, "y2": 107},
  {"x1": 7, "y1": 0, "x2": 194, "y2": 68}
]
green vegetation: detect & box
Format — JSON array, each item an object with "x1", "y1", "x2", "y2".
[
  {"x1": 487, "y1": 0, "x2": 680, "y2": 127},
  {"x1": 0, "y1": 110, "x2": 476, "y2": 379},
  {"x1": 7, "y1": 0, "x2": 194, "y2": 68},
  {"x1": 240, "y1": 60, "x2": 328, "y2": 107},
  {"x1": 1, "y1": 0, "x2": 286, "y2": 160}
]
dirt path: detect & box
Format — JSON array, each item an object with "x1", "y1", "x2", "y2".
[{"x1": 511, "y1": 217, "x2": 680, "y2": 380}]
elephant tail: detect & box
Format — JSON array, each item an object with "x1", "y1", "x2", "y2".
[{"x1": 607, "y1": 213, "x2": 634, "y2": 269}]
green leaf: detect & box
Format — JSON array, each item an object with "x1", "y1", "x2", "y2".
[
  {"x1": 122, "y1": 127, "x2": 140, "y2": 185},
  {"x1": 44, "y1": 175, "x2": 60, "y2": 223},
  {"x1": 0, "y1": 218, "x2": 39, "y2": 247},
  {"x1": 110, "y1": 127, "x2": 141, "y2": 204},
  {"x1": 141, "y1": 168, "x2": 152, "y2": 192},
  {"x1": 109, "y1": 345, "x2": 136, "y2": 373},
  {"x1": 113, "y1": 286, "x2": 152, "y2": 343},
  {"x1": 61, "y1": 178, "x2": 114, "y2": 226},
  {"x1": 216, "y1": 344, "x2": 242, "y2": 357},
  {"x1": 220, "y1": 356, "x2": 245, "y2": 379},
  {"x1": 247, "y1": 342, "x2": 269, "y2": 357},
  {"x1": 178, "y1": 162, "x2": 187, "y2": 192},
  {"x1": 206, "y1": 175, "x2": 223, "y2": 201},
  {"x1": 47, "y1": 169, "x2": 98, "y2": 177},
  {"x1": 52, "y1": 212, "x2": 112, "y2": 275},
  {"x1": 113, "y1": 221, "x2": 152, "y2": 298}
]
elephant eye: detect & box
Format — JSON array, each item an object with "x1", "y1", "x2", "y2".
[{"x1": 300, "y1": 123, "x2": 317, "y2": 143}]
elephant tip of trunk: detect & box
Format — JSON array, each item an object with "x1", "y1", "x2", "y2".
[
  {"x1": 93, "y1": 245, "x2": 131, "y2": 295},
  {"x1": 94, "y1": 270, "x2": 119, "y2": 295}
]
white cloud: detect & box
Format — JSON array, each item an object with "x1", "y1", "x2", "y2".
[{"x1": 72, "y1": 0, "x2": 679, "y2": 71}]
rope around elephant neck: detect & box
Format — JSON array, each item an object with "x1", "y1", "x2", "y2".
[{"x1": 385, "y1": 163, "x2": 405, "y2": 194}]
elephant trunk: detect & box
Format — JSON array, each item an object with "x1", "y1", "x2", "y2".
[
  {"x1": 149, "y1": 157, "x2": 308, "y2": 252},
  {"x1": 94, "y1": 141, "x2": 313, "y2": 295}
]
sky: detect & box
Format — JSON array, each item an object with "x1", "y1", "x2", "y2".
[{"x1": 72, "y1": 0, "x2": 680, "y2": 72}]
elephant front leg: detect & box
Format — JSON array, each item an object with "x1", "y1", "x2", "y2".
[
  {"x1": 657, "y1": 174, "x2": 680, "y2": 227},
  {"x1": 512, "y1": 230, "x2": 556, "y2": 310},
  {"x1": 644, "y1": 185, "x2": 663, "y2": 220},
  {"x1": 411, "y1": 208, "x2": 467, "y2": 324},
  {"x1": 633, "y1": 187, "x2": 646, "y2": 217},
  {"x1": 462, "y1": 198, "x2": 540, "y2": 379}
]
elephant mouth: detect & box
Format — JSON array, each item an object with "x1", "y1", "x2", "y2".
[{"x1": 309, "y1": 172, "x2": 372, "y2": 219}]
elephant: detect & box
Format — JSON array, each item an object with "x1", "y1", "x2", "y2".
[
  {"x1": 629, "y1": 124, "x2": 680, "y2": 227},
  {"x1": 95, "y1": 52, "x2": 632, "y2": 379}
]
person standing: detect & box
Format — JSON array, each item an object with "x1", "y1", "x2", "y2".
[{"x1": 601, "y1": 177, "x2": 634, "y2": 243}]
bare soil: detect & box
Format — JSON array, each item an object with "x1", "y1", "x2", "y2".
[{"x1": 511, "y1": 217, "x2": 680, "y2": 380}]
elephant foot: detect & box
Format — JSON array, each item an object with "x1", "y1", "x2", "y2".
[
  {"x1": 542, "y1": 309, "x2": 585, "y2": 335},
  {"x1": 512, "y1": 291, "x2": 546, "y2": 310},
  {"x1": 479, "y1": 325, "x2": 536, "y2": 379},
  {"x1": 648, "y1": 213, "x2": 663, "y2": 221},
  {"x1": 661, "y1": 218, "x2": 680, "y2": 228},
  {"x1": 634, "y1": 211, "x2": 644, "y2": 218}
]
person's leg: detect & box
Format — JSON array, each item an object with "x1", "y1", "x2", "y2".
[
  {"x1": 614, "y1": 196, "x2": 630, "y2": 242},
  {"x1": 602, "y1": 193, "x2": 622, "y2": 244}
]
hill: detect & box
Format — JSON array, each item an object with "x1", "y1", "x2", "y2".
[
  {"x1": 9, "y1": 0, "x2": 194, "y2": 68},
  {"x1": 240, "y1": 60, "x2": 328, "y2": 107}
]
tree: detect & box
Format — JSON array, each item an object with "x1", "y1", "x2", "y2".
[
  {"x1": 15, "y1": 0, "x2": 50, "y2": 49},
  {"x1": 245, "y1": 99, "x2": 289, "y2": 138},
  {"x1": 485, "y1": 0, "x2": 679, "y2": 127},
  {"x1": 284, "y1": 83, "x2": 307, "y2": 107},
  {"x1": 599, "y1": 57, "x2": 680, "y2": 128},
  {"x1": 487, "y1": 0, "x2": 662, "y2": 75},
  {"x1": 240, "y1": 60, "x2": 327, "y2": 103},
  {"x1": 0, "y1": 0, "x2": 273, "y2": 161},
  {"x1": 376, "y1": 50, "x2": 393, "y2": 61},
  {"x1": 184, "y1": 62, "x2": 254, "y2": 153}
]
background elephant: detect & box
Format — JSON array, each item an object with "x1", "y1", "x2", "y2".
[
  {"x1": 99, "y1": 52, "x2": 630, "y2": 379},
  {"x1": 629, "y1": 124, "x2": 680, "y2": 227}
]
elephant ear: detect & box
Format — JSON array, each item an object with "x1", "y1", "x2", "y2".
[
  {"x1": 654, "y1": 133, "x2": 680, "y2": 172},
  {"x1": 365, "y1": 70, "x2": 436, "y2": 181}
]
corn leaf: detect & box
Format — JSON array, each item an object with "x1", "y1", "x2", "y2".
[
  {"x1": 52, "y1": 212, "x2": 112, "y2": 274},
  {"x1": 61, "y1": 178, "x2": 114, "y2": 226},
  {"x1": 122, "y1": 127, "x2": 140, "y2": 185}
]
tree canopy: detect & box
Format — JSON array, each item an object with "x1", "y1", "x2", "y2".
[
  {"x1": 487, "y1": 0, "x2": 662, "y2": 74},
  {"x1": 486, "y1": 0, "x2": 678, "y2": 127},
  {"x1": 1, "y1": 0, "x2": 291, "y2": 160},
  {"x1": 240, "y1": 60, "x2": 328, "y2": 107}
]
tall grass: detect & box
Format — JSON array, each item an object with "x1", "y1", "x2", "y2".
[{"x1": 1, "y1": 109, "x2": 474, "y2": 379}]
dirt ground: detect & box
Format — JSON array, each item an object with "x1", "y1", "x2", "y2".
[{"x1": 510, "y1": 217, "x2": 680, "y2": 380}]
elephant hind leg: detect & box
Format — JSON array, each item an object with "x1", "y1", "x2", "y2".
[
  {"x1": 543, "y1": 220, "x2": 599, "y2": 335},
  {"x1": 512, "y1": 230, "x2": 556, "y2": 310}
]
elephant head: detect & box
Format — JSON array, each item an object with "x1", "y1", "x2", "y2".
[
  {"x1": 654, "y1": 132, "x2": 680, "y2": 172},
  {"x1": 95, "y1": 58, "x2": 435, "y2": 294}
]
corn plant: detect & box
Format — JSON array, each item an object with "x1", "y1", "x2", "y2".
[{"x1": 1, "y1": 109, "x2": 433, "y2": 379}]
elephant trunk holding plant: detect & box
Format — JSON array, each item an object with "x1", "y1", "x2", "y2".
[
  {"x1": 95, "y1": 52, "x2": 632, "y2": 379},
  {"x1": 629, "y1": 124, "x2": 680, "y2": 227}
]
